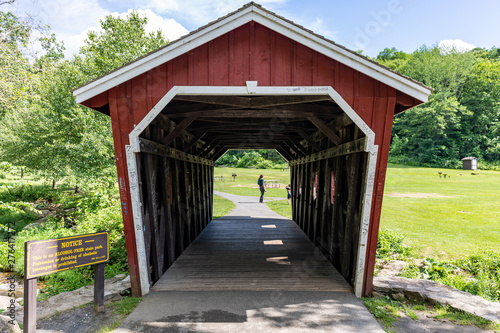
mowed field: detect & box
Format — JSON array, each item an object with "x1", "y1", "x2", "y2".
[
  {"x1": 213, "y1": 165, "x2": 500, "y2": 258},
  {"x1": 380, "y1": 164, "x2": 500, "y2": 258}
]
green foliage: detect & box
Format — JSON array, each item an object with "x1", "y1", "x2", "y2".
[
  {"x1": 380, "y1": 46, "x2": 500, "y2": 167},
  {"x1": 265, "y1": 199, "x2": 292, "y2": 219},
  {"x1": 0, "y1": 184, "x2": 63, "y2": 203},
  {"x1": 399, "y1": 252, "x2": 500, "y2": 302},
  {"x1": 363, "y1": 296, "x2": 499, "y2": 331},
  {"x1": 212, "y1": 195, "x2": 235, "y2": 220},
  {"x1": 0, "y1": 10, "x2": 166, "y2": 187},
  {"x1": 376, "y1": 229, "x2": 413, "y2": 261},
  {"x1": 361, "y1": 296, "x2": 401, "y2": 328},
  {"x1": 78, "y1": 11, "x2": 167, "y2": 79},
  {"x1": 0, "y1": 182, "x2": 127, "y2": 294},
  {"x1": 216, "y1": 150, "x2": 287, "y2": 169},
  {"x1": 0, "y1": 201, "x2": 39, "y2": 239}
]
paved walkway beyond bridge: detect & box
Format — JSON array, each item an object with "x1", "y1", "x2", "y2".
[{"x1": 116, "y1": 192, "x2": 383, "y2": 332}]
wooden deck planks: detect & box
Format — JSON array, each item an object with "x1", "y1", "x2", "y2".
[{"x1": 152, "y1": 217, "x2": 353, "y2": 292}]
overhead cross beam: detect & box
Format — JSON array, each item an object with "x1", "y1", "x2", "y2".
[
  {"x1": 162, "y1": 116, "x2": 196, "y2": 146},
  {"x1": 296, "y1": 129, "x2": 321, "y2": 151},
  {"x1": 173, "y1": 95, "x2": 330, "y2": 109},
  {"x1": 286, "y1": 137, "x2": 308, "y2": 155},
  {"x1": 307, "y1": 116, "x2": 341, "y2": 146},
  {"x1": 182, "y1": 130, "x2": 207, "y2": 152}
]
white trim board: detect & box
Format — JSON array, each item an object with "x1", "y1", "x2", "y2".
[
  {"x1": 126, "y1": 82, "x2": 378, "y2": 298},
  {"x1": 73, "y1": 4, "x2": 431, "y2": 105}
]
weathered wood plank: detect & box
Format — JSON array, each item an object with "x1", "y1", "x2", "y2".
[
  {"x1": 296, "y1": 129, "x2": 321, "y2": 151},
  {"x1": 144, "y1": 153, "x2": 162, "y2": 282},
  {"x1": 162, "y1": 116, "x2": 196, "y2": 146},
  {"x1": 182, "y1": 130, "x2": 207, "y2": 152},
  {"x1": 161, "y1": 156, "x2": 176, "y2": 267},
  {"x1": 307, "y1": 116, "x2": 341, "y2": 146},
  {"x1": 289, "y1": 137, "x2": 366, "y2": 166},
  {"x1": 152, "y1": 217, "x2": 352, "y2": 292},
  {"x1": 139, "y1": 138, "x2": 215, "y2": 166}
]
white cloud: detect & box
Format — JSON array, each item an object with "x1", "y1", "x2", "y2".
[
  {"x1": 438, "y1": 39, "x2": 476, "y2": 54},
  {"x1": 143, "y1": 0, "x2": 287, "y2": 28},
  {"x1": 61, "y1": 7, "x2": 189, "y2": 58},
  {"x1": 308, "y1": 18, "x2": 338, "y2": 41},
  {"x1": 131, "y1": 9, "x2": 189, "y2": 43}
]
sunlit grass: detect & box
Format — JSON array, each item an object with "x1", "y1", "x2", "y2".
[
  {"x1": 380, "y1": 164, "x2": 500, "y2": 258},
  {"x1": 213, "y1": 167, "x2": 290, "y2": 198},
  {"x1": 212, "y1": 194, "x2": 235, "y2": 219}
]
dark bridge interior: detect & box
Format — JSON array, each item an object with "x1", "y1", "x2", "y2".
[{"x1": 135, "y1": 94, "x2": 368, "y2": 290}]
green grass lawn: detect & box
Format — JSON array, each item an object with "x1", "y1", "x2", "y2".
[
  {"x1": 213, "y1": 165, "x2": 500, "y2": 259},
  {"x1": 380, "y1": 164, "x2": 500, "y2": 258},
  {"x1": 213, "y1": 167, "x2": 291, "y2": 198},
  {"x1": 212, "y1": 194, "x2": 235, "y2": 219}
]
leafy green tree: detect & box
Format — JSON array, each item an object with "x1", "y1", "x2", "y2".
[
  {"x1": 0, "y1": 12, "x2": 33, "y2": 119},
  {"x1": 460, "y1": 56, "x2": 500, "y2": 161},
  {"x1": 78, "y1": 11, "x2": 167, "y2": 79},
  {"x1": 0, "y1": 11, "x2": 168, "y2": 187}
]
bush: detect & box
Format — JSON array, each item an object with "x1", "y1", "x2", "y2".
[
  {"x1": 376, "y1": 229, "x2": 413, "y2": 261},
  {"x1": 0, "y1": 184, "x2": 64, "y2": 203},
  {"x1": 0, "y1": 201, "x2": 39, "y2": 239},
  {"x1": 399, "y1": 250, "x2": 500, "y2": 302}
]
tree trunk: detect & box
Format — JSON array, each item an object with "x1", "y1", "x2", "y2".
[
  {"x1": 52, "y1": 179, "x2": 57, "y2": 189},
  {"x1": 21, "y1": 167, "x2": 23, "y2": 180}
]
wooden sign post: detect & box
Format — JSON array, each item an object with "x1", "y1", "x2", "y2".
[{"x1": 23, "y1": 232, "x2": 109, "y2": 333}]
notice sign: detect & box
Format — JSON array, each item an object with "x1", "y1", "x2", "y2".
[{"x1": 25, "y1": 232, "x2": 109, "y2": 279}]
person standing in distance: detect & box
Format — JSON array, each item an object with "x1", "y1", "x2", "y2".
[
  {"x1": 258, "y1": 174, "x2": 266, "y2": 203},
  {"x1": 285, "y1": 184, "x2": 291, "y2": 205}
]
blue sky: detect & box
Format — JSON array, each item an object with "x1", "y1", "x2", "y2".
[{"x1": 5, "y1": 0, "x2": 500, "y2": 58}]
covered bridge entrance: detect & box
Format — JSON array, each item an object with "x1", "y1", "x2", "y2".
[{"x1": 73, "y1": 3, "x2": 431, "y2": 298}]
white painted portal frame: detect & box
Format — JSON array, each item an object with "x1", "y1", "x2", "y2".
[{"x1": 125, "y1": 82, "x2": 379, "y2": 297}]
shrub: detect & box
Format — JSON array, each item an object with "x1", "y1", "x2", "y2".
[
  {"x1": 0, "y1": 185, "x2": 64, "y2": 203},
  {"x1": 0, "y1": 201, "x2": 39, "y2": 239},
  {"x1": 376, "y1": 229, "x2": 413, "y2": 261},
  {"x1": 400, "y1": 250, "x2": 500, "y2": 302}
]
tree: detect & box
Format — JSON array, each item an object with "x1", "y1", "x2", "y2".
[
  {"x1": 0, "y1": 11, "x2": 168, "y2": 186},
  {"x1": 384, "y1": 46, "x2": 500, "y2": 167},
  {"x1": 78, "y1": 11, "x2": 167, "y2": 79},
  {"x1": 0, "y1": 12, "x2": 33, "y2": 119}
]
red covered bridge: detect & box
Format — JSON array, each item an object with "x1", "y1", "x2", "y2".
[{"x1": 73, "y1": 3, "x2": 431, "y2": 298}]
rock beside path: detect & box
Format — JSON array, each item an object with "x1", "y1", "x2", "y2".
[{"x1": 374, "y1": 264, "x2": 500, "y2": 323}]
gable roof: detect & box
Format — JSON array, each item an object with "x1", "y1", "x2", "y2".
[{"x1": 73, "y1": 2, "x2": 432, "y2": 104}]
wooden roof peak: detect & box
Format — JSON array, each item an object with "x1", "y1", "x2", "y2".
[{"x1": 73, "y1": 2, "x2": 432, "y2": 104}]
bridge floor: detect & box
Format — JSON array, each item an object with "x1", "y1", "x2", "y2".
[{"x1": 116, "y1": 192, "x2": 383, "y2": 332}]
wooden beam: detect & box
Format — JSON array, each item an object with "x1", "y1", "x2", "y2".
[
  {"x1": 162, "y1": 116, "x2": 196, "y2": 146},
  {"x1": 296, "y1": 129, "x2": 321, "y2": 151},
  {"x1": 307, "y1": 116, "x2": 341, "y2": 146},
  {"x1": 248, "y1": 95, "x2": 331, "y2": 108},
  {"x1": 283, "y1": 141, "x2": 302, "y2": 157},
  {"x1": 182, "y1": 130, "x2": 207, "y2": 152},
  {"x1": 287, "y1": 137, "x2": 308, "y2": 155},
  {"x1": 150, "y1": 113, "x2": 173, "y2": 132},
  {"x1": 167, "y1": 109, "x2": 319, "y2": 119},
  {"x1": 139, "y1": 138, "x2": 215, "y2": 166},
  {"x1": 289, "y1": 137, "x2": 366, "y2": 166},
  {"x1": 212, "y1": 148, "x2": 228, "y2": 161},
  {"x1": 312, "y1": 113, "x2": 354, "y2": 142},
  {"x1": 174, "y1": 95, "x2": 251, "y2": 108},
  {"x1": 172, "y1": 95, "x2": 331, "y2": 109},
  {"x1": 276, "y1": 148, "x2": 292, "y2": 161},
  {"x1": 196, "y1": 138, "x2": 217, "y2": 156}
]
